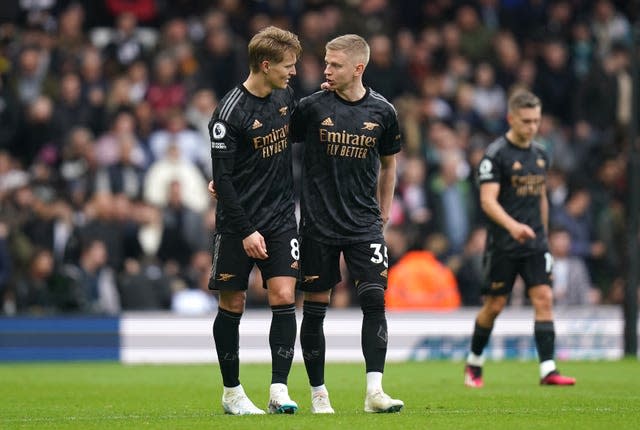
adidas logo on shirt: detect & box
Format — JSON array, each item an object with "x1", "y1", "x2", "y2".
[
  {"x1": 321, "y1": 117, "x2": 334, "y2": 126},
  {"x1": 252, "y1": 119, "x2": 263, "y2": 129}
]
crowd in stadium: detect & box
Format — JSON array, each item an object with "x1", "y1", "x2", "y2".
[{"x1": 0, "y1": 0, "x2": 636, "y2": 315}]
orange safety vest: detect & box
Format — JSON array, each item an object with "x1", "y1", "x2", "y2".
[{"x1": 386, "y1": 250, "x2": 460, "y2": 310}]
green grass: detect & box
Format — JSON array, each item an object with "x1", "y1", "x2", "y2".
[{"x1": 1, "y1": 360, "x2": 638, "y2": 429}]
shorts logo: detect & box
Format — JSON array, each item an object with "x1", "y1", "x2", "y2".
[
  {"x1": 303, "y1": 275, "x2": 320, "y2": 283},
  {"x1": 290, "y1": 261, "x2": 299, "y2": 270},
  {"x1": 490, "y1": 281, "x2": 504, "y2": 290},
  {"x1": 279, "y1": 106, "x2": 288, "y2": 116},
  {"x1": 217, "y1": 273, "x2": 236, "y2": 282},
  {"x1": 379, "y1": 269, "x2": 388, "y2": 278},
  {"x1": 362, "y1": 121, "x2": 380, "y2": 130},
  {"x1": 211, "y1": 121, "x2": 227, "y2": 139},
  {"x1": 512, "y1": 161, "x2": 522, "y2": 170},
  {"x1": 321, "y1": 117, "x2": 334, "y2": 126},
  {"x1": 251, "y1": 119, "x2": 263, "y2": 129}
]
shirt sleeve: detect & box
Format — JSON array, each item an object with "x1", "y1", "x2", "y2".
[
  {"x1": 209, "y1": 117, "x2": 255, "y2": 237},
  {"x1": 379, "y1": 110, "x2": 402, "y2": 156},
  {"x1": 477, "y1": 154, "x2": 501, "y2": 184}
]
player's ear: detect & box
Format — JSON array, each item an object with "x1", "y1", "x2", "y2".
[
  {"x1": 354, "y1": 62, "x2": 365, "y2": 77},
  {"x1": 260, "y1": 60, "x2": 270, "y2": 74}
]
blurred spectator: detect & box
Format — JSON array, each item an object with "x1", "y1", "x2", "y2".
[
  {"x1": 143, "y1": 143, "x2": 209, "y2": 213},
  {"x1": 472, "y1": 62, "x2": 506, "y2": 135},
  {"x1": 60, "y1": 238, "x2": 120, "y2": 314},
  {"x1": 145, "y1": 52, "x2": 186, "y2": 125},
  {"x1": 590, "y1": 0, "x2": 631, "y2": 58},
  {"x1": 453, "y1": 226, "x2": 486, "y2": 306},
  {"x1": 534, "y1": 38, "x2": 575, "y2": 125},
  {"x1": 8, "y1": 45, "x2": 57, "y2": 105},
  {"x1": 171, "y1": 250, "x2": 217, "y2": 314},
  {"x1": 0, "y1": 221, "x2": 11, "y2": 313},
  {"x1": 0, "y1": 76, "x2": 20, "y2": 153},
  {"x1": 104, "y1": 12, "x2": 147, "y2": 76},
  {"x1": 548, "y1": 227, "x2": 601, "y2": 306},
  {"x1": 94, "y1": 134, "x2": 145, "y2": 199},
  {"x1": 15, "y1": 95, "x2": 61, "y2": 168},
  {"x1": 53, "y1": 71, "x2": 99, "y2": 137},
  {"x1": 15, "y1": 247, "x2": 57, "y2": 314},
  {"x1": 148, "y1": 108, "x2": 209, "y2": 176},
  {"x1": 196, "y1": 27, "x2": 245, "y2": 100},
  {"x1": 364, "y1": 34, "x2": 413, "y2": 101},
  {"x1": 386, "y1": 249, "x2": 460, "y2": 311},
  {"x1": 162, "y1": 180, "x2": 208, "y2": 254},
  {"x1": 94, "y1": 110, "x2": 147, "y2": 168},
  {"x1": 455, "y1": 3, "x2": 494, "y2": 63},
  {"x1": 428, "y1": 149, "x2": 476, "y2": 254}
]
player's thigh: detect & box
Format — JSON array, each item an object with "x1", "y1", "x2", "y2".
[
  {"x1": 298, "y1": 236, "x2": 341, "y2": 292},
  {"x1": 256, "y1": 228, "x2": 300, "y2": 283},
  {"x1": 342, "y1": 238, "x2": 389, "y2": 287},
  {"x1": 480, "y1": 251, "x2": 519, "y2": 296},
  {"x1": 208, "y1": 233, "x2": 253, "y2": 291},
  {"x1": 521, "y1": 250, "x2": 553, "y2": 290}
]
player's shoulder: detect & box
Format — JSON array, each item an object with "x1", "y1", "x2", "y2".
[
  {"x1": 299, "y1": 89, "x2": 329, "y2": 106},
  {"x1": 531, "y1": 140, "x2": 548, "y2": 157},
  {"x1": 214, "y1": 85, "x2": 248, "y2": 125},
  {"x1": 272, "y1": 86, "x2": 296, "y2": 104},
  {"x1": 368, "y1": 88, "x2": 397, "y2": 115},
  {"x1": 485, "y1": 135, "x2": 509, "y2": 158}
]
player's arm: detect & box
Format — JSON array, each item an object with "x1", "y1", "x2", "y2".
[
  {"x1": 540, "y1": 183, "x2": 548, "y2": 234},
  {"x1": 210, "y1": 119, "x2": 267, "y2": 259},
  {"x1": 480, "y1": 182, "x2": 536, "y2": 243},
  {"x1": 378, "y1": 154, "x2": 397, "y2": 226}
]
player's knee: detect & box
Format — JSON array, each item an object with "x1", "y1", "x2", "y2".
[
  {"x1": 219, "y1": 291, "x2": 247, "y2": 313},
  {"x1": 358, "y1": 283, "x2": 385, "y2": 316},
  {"x1": 531, "y1": 285, "x2": 553, "y2": 312},
  {"x1": 484, "y1": 295, "x2": 507, "y2": 317}
]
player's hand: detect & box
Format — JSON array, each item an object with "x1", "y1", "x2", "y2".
[
  {"x1": 243, "y1": 231, "x2": 268, "y2": 260},
  {"x1": 320, "y1": 81, "x2": 333, "y2": 91},
  {"x1": 208, "y1": 180, "x2": 218, "y2": 199},
  {"x1": 509, "y1": 223, "x2": 536, "y2": 243}
]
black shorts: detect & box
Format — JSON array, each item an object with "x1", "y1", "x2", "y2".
[
  {"x1": 481, "y1": 250, "x2": 553, "y2": 296},
  {"x1": 298, "y1": 236, "x2": 389, "y2": 292},
  {"x1": 208, "y1": 228, "x2": 299, "y2": 291}
]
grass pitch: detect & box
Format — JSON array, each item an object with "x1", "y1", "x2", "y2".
[{"x1": 1, "y1": 360, "x2": 638, "y2": 429}]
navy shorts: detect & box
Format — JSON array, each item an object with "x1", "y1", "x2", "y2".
[
  {"x1": 208, "y1": 228, "x2": 299, "y2": 291},
  {"x1": 481, "y1": 250, "x2": 553, "y2": 296},
  {"x1": 297, "y1": 235, "x2": 389, "y2": 292}
]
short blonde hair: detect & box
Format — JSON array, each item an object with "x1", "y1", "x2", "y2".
[
  {"x1": 507, "y1": 90, "x2": 541, "y2": 113},
  {"x1": 248, "y1": 26, "x2": 302, "y2": 72},
  {"x1": 326, "y1": 34, "x2": 370, "y2": 66}
]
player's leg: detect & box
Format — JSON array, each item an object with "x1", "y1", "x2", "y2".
[
  {"x1": 258, "y1": 229, "x2": 300, "y2": 413},
  {"x1": 524, "y1": 252, "x2": 576, "y2": 386},
  {"x1": 298, "y1": 236, "x2": 339, "y2": 413},
  {"x1": 465, "y1": 251, "x2": 516, "y2": 388},
  {"x1": 209, "y1": 234, "x2": 264, "y2": 415},
  {"x1": 345, "y1": 240, "x2": 403, "y2": 413}
]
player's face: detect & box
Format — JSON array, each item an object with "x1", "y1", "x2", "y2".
[
  {"x1": 266, "y1": 50, "x2": 297, "y2": 89},
  {"x1": 323, "y1": 49, "x2": 359, "y2": 91},
  {"x1": 507, "y1": 106, "x2": 541, "y2": 143}
]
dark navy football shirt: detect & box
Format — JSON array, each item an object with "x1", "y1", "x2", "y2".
[
  {"x1": 209, "y1": 85, "x2": 297, "y2": 237},
  {"x1": 477, "y1": 136, "x2": 549, "y2": 255},
  {"x1": 291, "y1": 88, "x2": 402, "y2": 245}
]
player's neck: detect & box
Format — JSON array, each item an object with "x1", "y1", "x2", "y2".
[
  {"x1": 243, "y1": 73, "x2": 273, "y2": 98},
  {"x1": 336, "y1": 82, "x2": 366, "y2": 102},
  {"x1": 506, "y1": 130, "x2": 531, "y2": 149}
]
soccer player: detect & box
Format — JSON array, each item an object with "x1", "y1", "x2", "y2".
[
  {"x1": 208, "y1": 26, "x2": 301, "y2": 415},
  {"x1": 464, "y1": 90, "x2": 576, "y2": 388},
  {"x1": 291, "y1": 34, "x2": 404, "y2": 414}
]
